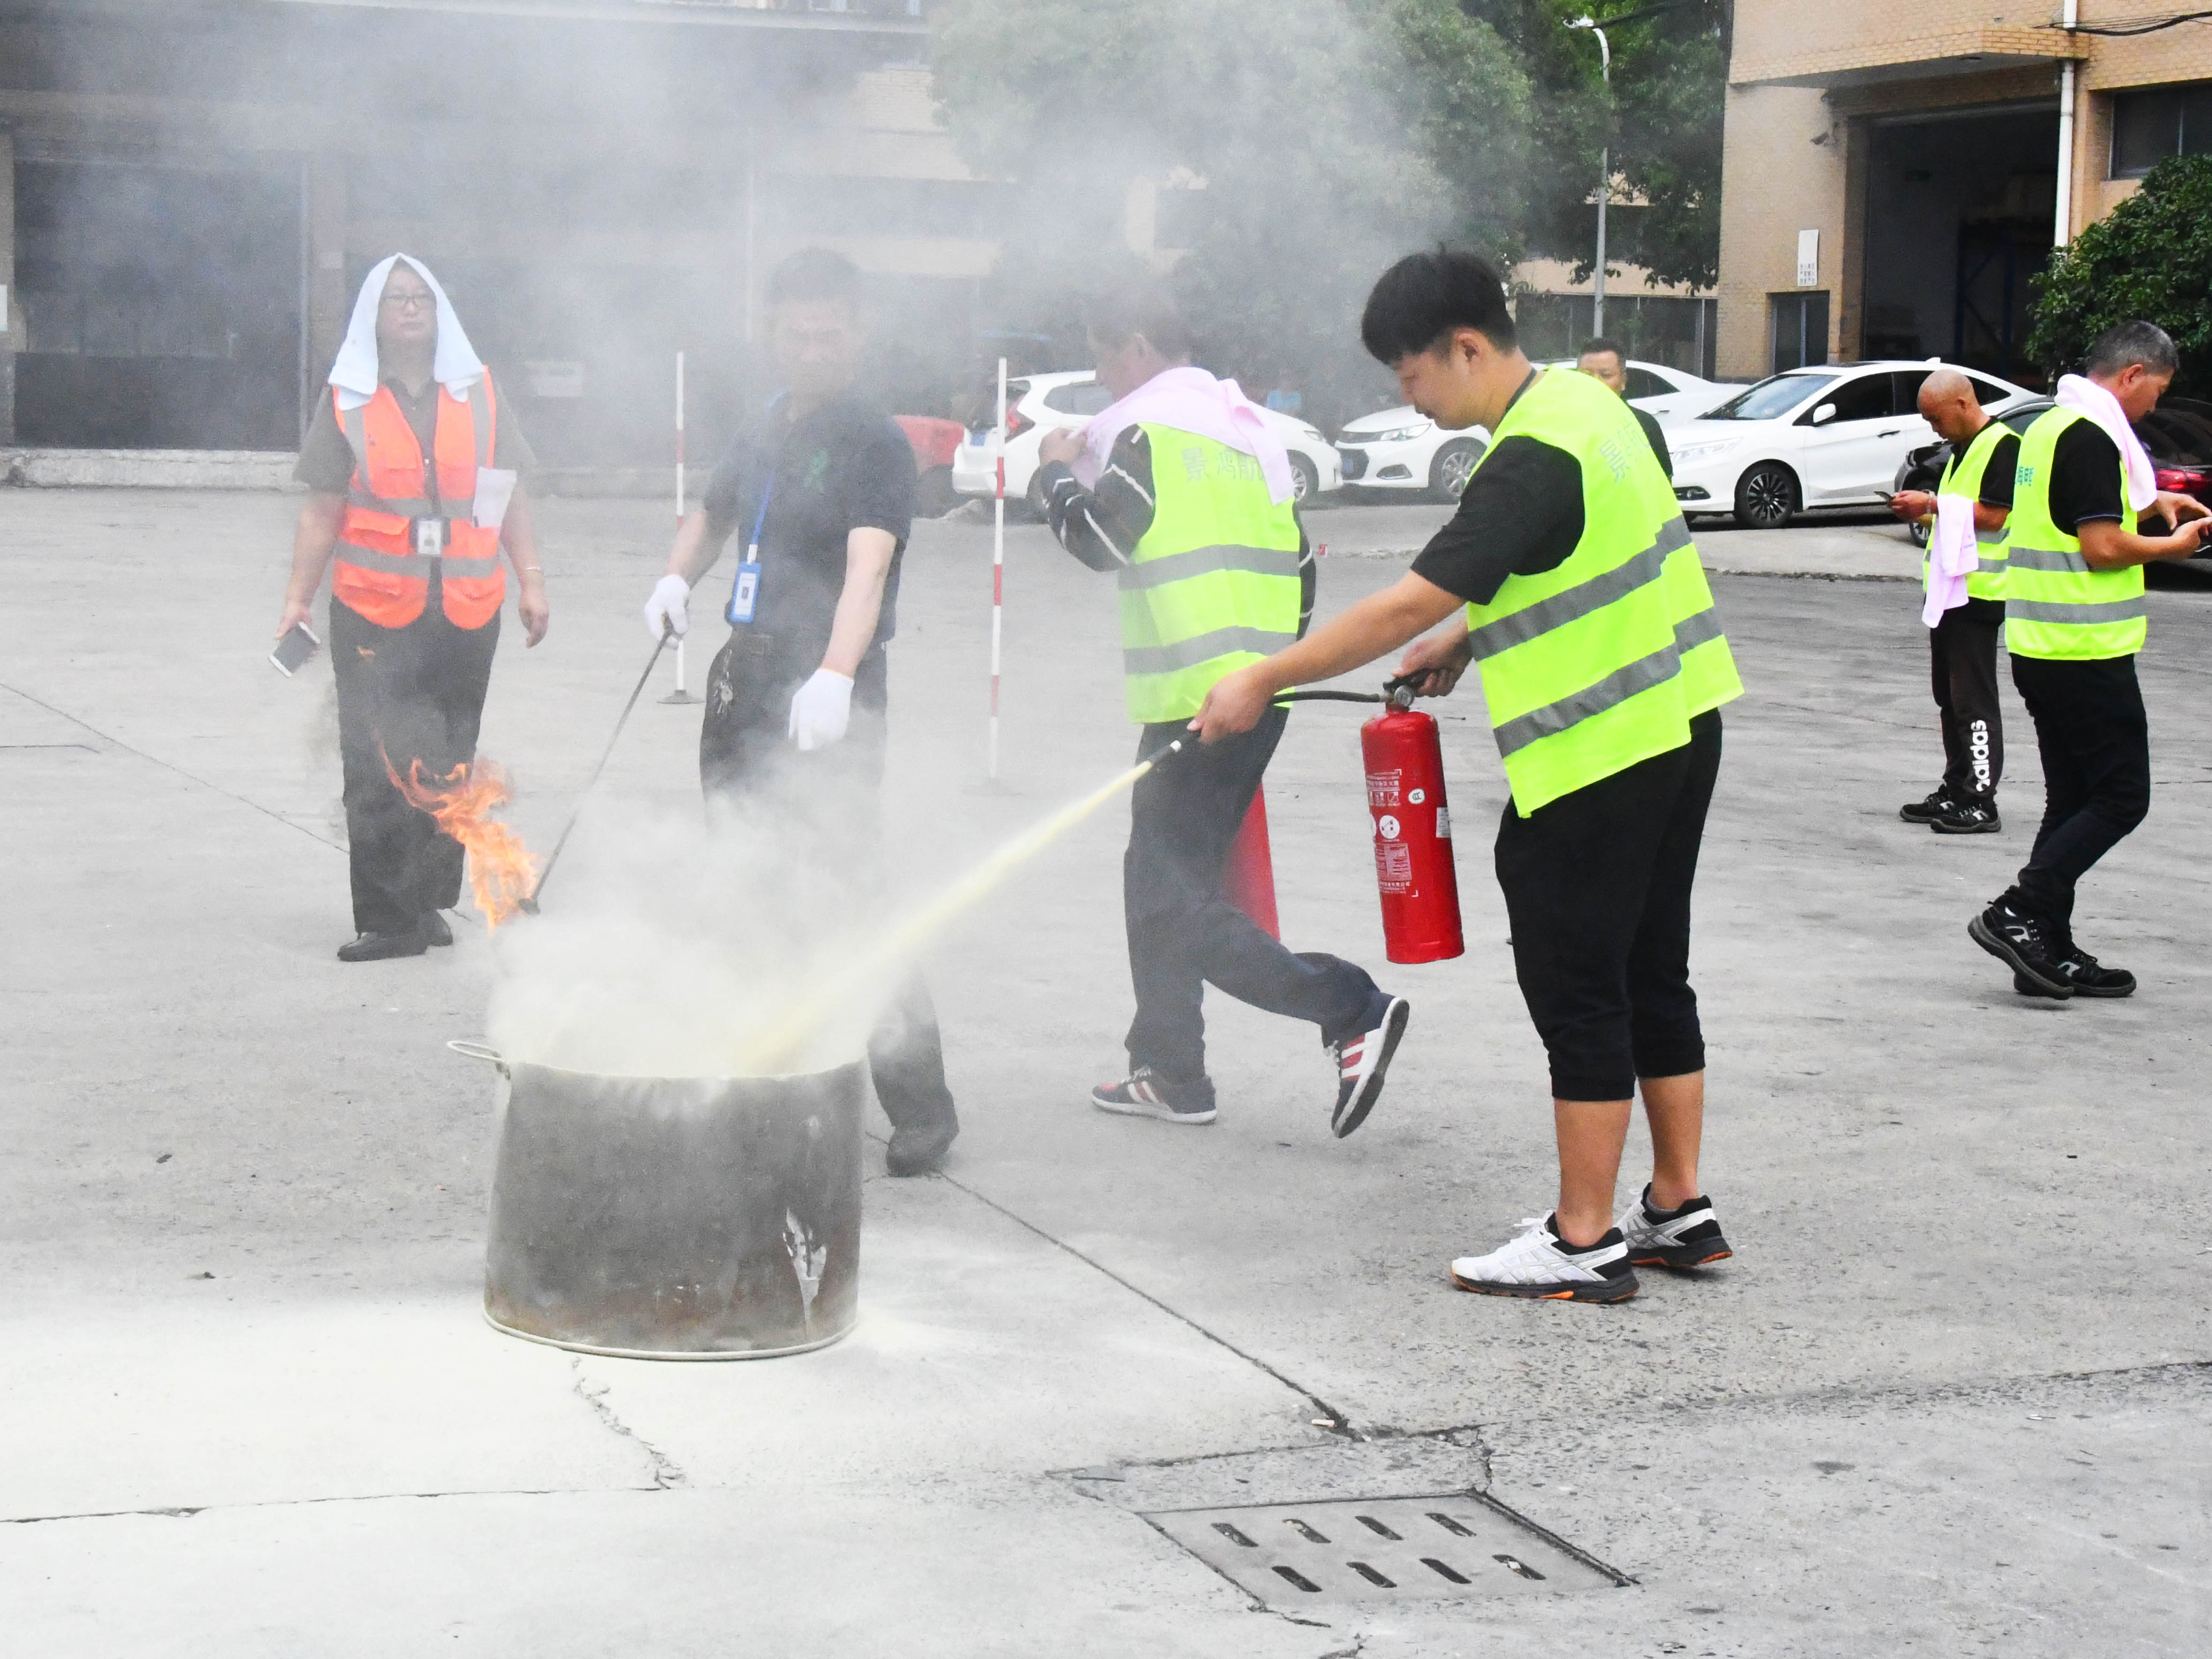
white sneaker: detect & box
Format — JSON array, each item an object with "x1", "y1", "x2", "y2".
[
  {"x1": 1448, "y1": 1215, "x2": 1640, "y2": 1304},
  {"x1": 1614, "y1": 1185, "x2": 1733, "y2": 1270}
]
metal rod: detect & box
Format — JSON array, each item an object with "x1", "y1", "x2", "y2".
[
  {"x1": 521, "y1": 628, "x2": 673, "y2": 912},
  {"x1": 989, "y1": 357, "x2": 1009, "y2": 777}
]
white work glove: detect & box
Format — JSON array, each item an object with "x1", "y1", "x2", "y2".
[
  {"x1": 644, "y1": 573, "x2": 690, "y2": 641},
  {"x1": 788, "y1": 668, "x2": 854, "y2": 752}
]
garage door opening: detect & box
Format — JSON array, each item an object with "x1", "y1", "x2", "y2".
[{"x1": 1860, "y1": 104, "x2": 2058, "y2": 387}]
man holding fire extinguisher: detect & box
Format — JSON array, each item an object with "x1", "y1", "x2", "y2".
[
  {"x1": 1034, "y1": 279, "x2": 1410, "y2": 1137},
  {"x1": 1195, "y1": 250, "x2": 1741, "y2": 1305}
]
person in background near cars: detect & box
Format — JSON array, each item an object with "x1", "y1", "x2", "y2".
[
  {"x1": 1575, "y1": 337, "x2": 1671, "y2": 480},
  {"x1": 1031, "y1": 278, "x2": 1410, "y2": 1139},
  {"x1": 1968, "y1": 322, "x2": 2212, "y2": 1000},
  {"x1": 642, "y1": 247, "x2": 959, "y2": 1177},
  {"x1": 278, "y1": 254, "x2": 548, "y2": 963},
  {"x1": 1887, "y1": 369, "x2": 2017, "y2": 835},
  {"x1": 1196, "y1": 250, "x2": 1741, "y2": 1306}
]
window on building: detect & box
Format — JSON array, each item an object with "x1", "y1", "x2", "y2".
[
  {"x1": 2110, "y1": 83, "x2": 2212, "y2": 178},
  {"x1": 1769, "y1": 291, "x2": 1830, "y2": 374}
]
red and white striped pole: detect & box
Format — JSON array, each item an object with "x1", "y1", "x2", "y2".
[
  {"x1": 989, "y1": 355, "x2": 1006, "y2": 781},
  {"x1": 662, "y1": 349, "x2": 699, "y2": 705}
]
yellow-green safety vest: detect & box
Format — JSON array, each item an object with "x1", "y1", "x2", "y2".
[
  {"x1": 2004, "y1": 407, "x2": 2146, "y2": 660},
  {"x1": 1927, "y1": 416, "x2": 2012, "y2": 604},
  {"x1": 1119, "y1": 424, "x2": 1303, "y2": 724},
  {"x1": 1462, "y1": 368, "x2": 1742, "y2": 815}
]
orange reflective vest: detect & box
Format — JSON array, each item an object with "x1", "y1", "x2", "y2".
[{"x1": 331, "y1": 371, "x2": 506, "y2": 629}]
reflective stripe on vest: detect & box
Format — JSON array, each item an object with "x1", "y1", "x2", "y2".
[
  {"x1": 1462, "y1": 369, "x2": 1741, "y2": 815},
  {"x1": 1117, "y1": 424, "x2": 1302, "y2": 724},
  {"x1": 1927, "y1": 416, "x2": 2013, "y2": 602},
  {"x1": 2003, "y1": 406, "x2": 2145, "y2": 660},
  {"x1": 333, "y1": 371, "x2": 506, "y2": 630}
]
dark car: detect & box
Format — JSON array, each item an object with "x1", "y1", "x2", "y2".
[{"x1": 1893, "y1": 395, "x2": 2212, "y2": 554}]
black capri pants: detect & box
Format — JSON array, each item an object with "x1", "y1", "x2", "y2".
[{"x1": 1494, "y1": 711, "x2": 1722, "y2": 1102}]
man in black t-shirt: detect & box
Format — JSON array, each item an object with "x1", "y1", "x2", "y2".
[
  {"x1": 643, "y1": 248, "x2": 957, "y2": 1175},
  {"x1": 1574, "y1": 338, "x2": 1671, "y2": 480},
  {"x1": 1887, "y1": 369, "x2": 2018, "y2": 834},
  {"x1": 1967, "y1": 323, "x2": 2212, "y2": 1000}
]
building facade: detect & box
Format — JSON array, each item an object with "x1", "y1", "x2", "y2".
[
  {"x1": 1717, "y1": 1, "x2": 2212, "y2": 385},
  {"x1": 0, "y1": 0, "x2": 1021, "y2": 467}
]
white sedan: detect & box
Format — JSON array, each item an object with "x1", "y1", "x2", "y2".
[
  {"x1": 1538, "y1": 357, "x2": 1726, "y2": 425},
  {"x1": 1669, "y1": 360, "x2": 2035, "y2": 529},
  {"x1": 951, "y1": 370, "x2": 1342, "y2": 511},
  {"x1": 1337, "y1": 359, "x2": 1719, "y2": 502}
]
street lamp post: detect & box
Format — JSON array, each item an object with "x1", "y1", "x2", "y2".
[{"x1": 1568, "y1": 16, "x2": 1612, "y2": 338}]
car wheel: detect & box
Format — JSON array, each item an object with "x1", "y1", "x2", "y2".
[
  {"x1": 1023, "y1": 470, "x2": 1050, "y2": 521},
  {"x1": 1430, "y1": 438, "x2": 1486, "y2": 502},
  {"x1": 1288, "y1": 453, "x2": 1319, "y2": 504},
  {"x1": 1734, "y1": 462, "x2": 1798, "y2": 530},
  {"x1": 1909, "y1": 518, "x2": 1930, "y2": 549}
]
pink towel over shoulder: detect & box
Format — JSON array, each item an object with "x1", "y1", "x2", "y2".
[
  {"x1": 2054, "y1": 372, "x2": 2158, "y2": 513},
  {"x1": 1074, "y1": 366, "x2": 1294, "y2": 505}
]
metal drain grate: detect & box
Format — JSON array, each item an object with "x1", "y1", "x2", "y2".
[{"x1": 1145, "y1": 1493, "x2": 1627, "y2": 1605}]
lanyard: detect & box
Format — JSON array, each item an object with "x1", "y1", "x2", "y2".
[{"x1": 727, "y1": 462, "x2": 776, "y2": 626}]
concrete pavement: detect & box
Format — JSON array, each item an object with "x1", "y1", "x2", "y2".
[{"x1": 2, "y1": 489, "x2": 2208, "y2": 1656}]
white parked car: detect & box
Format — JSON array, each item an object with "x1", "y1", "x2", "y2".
[
  {"x1": 1336, "y1": 360, "x2": 1719, "y2": 503},
  {"x1": 951, "y1": 370, "x2": 1342, "y2": 511},
  {"x1": 1334, "y1": 406, "x2": 1491, "y2": 500},
  {"x1": 1669, "y1": 360, "x2": 2035, "y2": 529},
  {"x1": 1538, "y1": 358, "x2": 1727, "y2": 426}
]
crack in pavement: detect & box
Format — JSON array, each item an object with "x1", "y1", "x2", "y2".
[
  {"x1": 913, "y1": 1156, "x2": 1354, "y2": 1435},
  {"x1": 2, "y1": 1487, "x2": 623, "y2": 1526},
  {"x1": 570, "y1": 1357, "x2": 687, "y2": 1488},
  {"x1": 0, "y1": 679, "x2": 345, "y2": 851}
]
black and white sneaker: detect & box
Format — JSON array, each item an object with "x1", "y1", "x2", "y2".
[
  {"x1": 1929, "y1": 797, "x2": 2001, "y2": 835},
  {"x1": 1449, "y1": 1215, "x2": 1639, "y2": 1303},
  {"x1": 1900, "y1": 787, "x2": 1954, "y2": 824},
  {"x1": 1616, "y1": 1185, "x2": 1733, "y2": 1269},
  {"x1": 2015, "y1": 948, "x2": 2135, "y2": 1000},
  {"x1": 1329, "y1": 994, "x2": 1409, "y2": 1139},
  {"x1": 1092, "y1": 1066, "x2": 1217, "y2": 1124},
  {"x1": 1968, "y1": 902, "x2": 2073, "y2": 999}
]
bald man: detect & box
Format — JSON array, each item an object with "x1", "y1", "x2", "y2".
[{"x1": 1887, "y1": 370, "x2": 2016, "y2": 835}]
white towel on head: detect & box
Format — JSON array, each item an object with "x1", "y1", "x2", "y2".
[
  {"x1": 326, "y1": 254, "x2": 485, "y2": 413},
  {"x1": 2054, "y1": 372, "x2": 2158, "y2": 514}
]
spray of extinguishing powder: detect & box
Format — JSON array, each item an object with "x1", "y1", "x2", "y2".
[
  {"x1": 729, "y1": 745, "x2": 1173, "y2": 1074},
  {"x1": 487, "y1": 743, "x2": 1180, "y2": 1079}
]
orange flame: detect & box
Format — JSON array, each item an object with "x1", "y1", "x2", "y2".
[{"x1": 381, "y1": 750, "x2": 538, "y2": 928}]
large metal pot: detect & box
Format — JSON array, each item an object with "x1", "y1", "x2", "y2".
[{"x1": 454, "y1": 1042, "x2": 865, "y2": 1359}]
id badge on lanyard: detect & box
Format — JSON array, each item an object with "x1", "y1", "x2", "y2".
[{"x1": 726, "y1": 474, "x2": 774, "y2": 626}]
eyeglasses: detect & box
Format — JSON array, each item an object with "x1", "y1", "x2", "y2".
[{"x1": 380, "y1": 292, "x2": 434, "y2": 313}]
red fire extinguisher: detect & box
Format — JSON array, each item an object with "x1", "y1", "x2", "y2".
[{"x1": 1360, "y1": 695, "x2": 1463, "y2": 964}]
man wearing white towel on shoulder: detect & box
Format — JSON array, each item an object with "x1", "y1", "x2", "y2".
[{"x1": 1968, "y1": 322, "x2": 2212, "y2": 999}]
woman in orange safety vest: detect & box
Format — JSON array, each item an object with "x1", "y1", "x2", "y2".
[{"x1": 275, "y1": 255, "x2": 550, "y2": 962}]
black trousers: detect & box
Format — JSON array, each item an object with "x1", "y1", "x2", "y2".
[
  {"x1": 1125, "y1": 705, "x2": 1379, "y2": 1082},
  {"x1": 699, "y1": 629, "x2": 955, "y2": 1134},
  {"x1": 1930, "y1": 602, "x2": 2004, "y2": 802},
  {"x1": 2001, "y1": 653, "x2": 2151, "y2": 947},
  {"x1": 1494, "y1": 711, "x2": 1721, "y2": 1103},
  {"x1": 330, "y1": 587, "x2": 499, "y2": 935}
]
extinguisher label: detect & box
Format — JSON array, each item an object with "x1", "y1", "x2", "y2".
[
  {"x1": 1377, "y1": 840, "x2": 1413, "y2": 891},
  {"x1": 1436, "y1": 808, "x2": 1452, "y2": 839},
  {"x1": 1366, "y1": 770, "x2": 1402, "y2": 809}
]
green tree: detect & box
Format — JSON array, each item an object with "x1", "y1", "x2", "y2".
[
  {"x1": 2028, "y1": 155, "x2": 2212, "y2": 394},
  {"x1": 1466, "y1": 0, "x2": 1727, "y2": 290},
  {"x1": 929, "y1": 0, "x2": 1531, "y2": 418}
]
